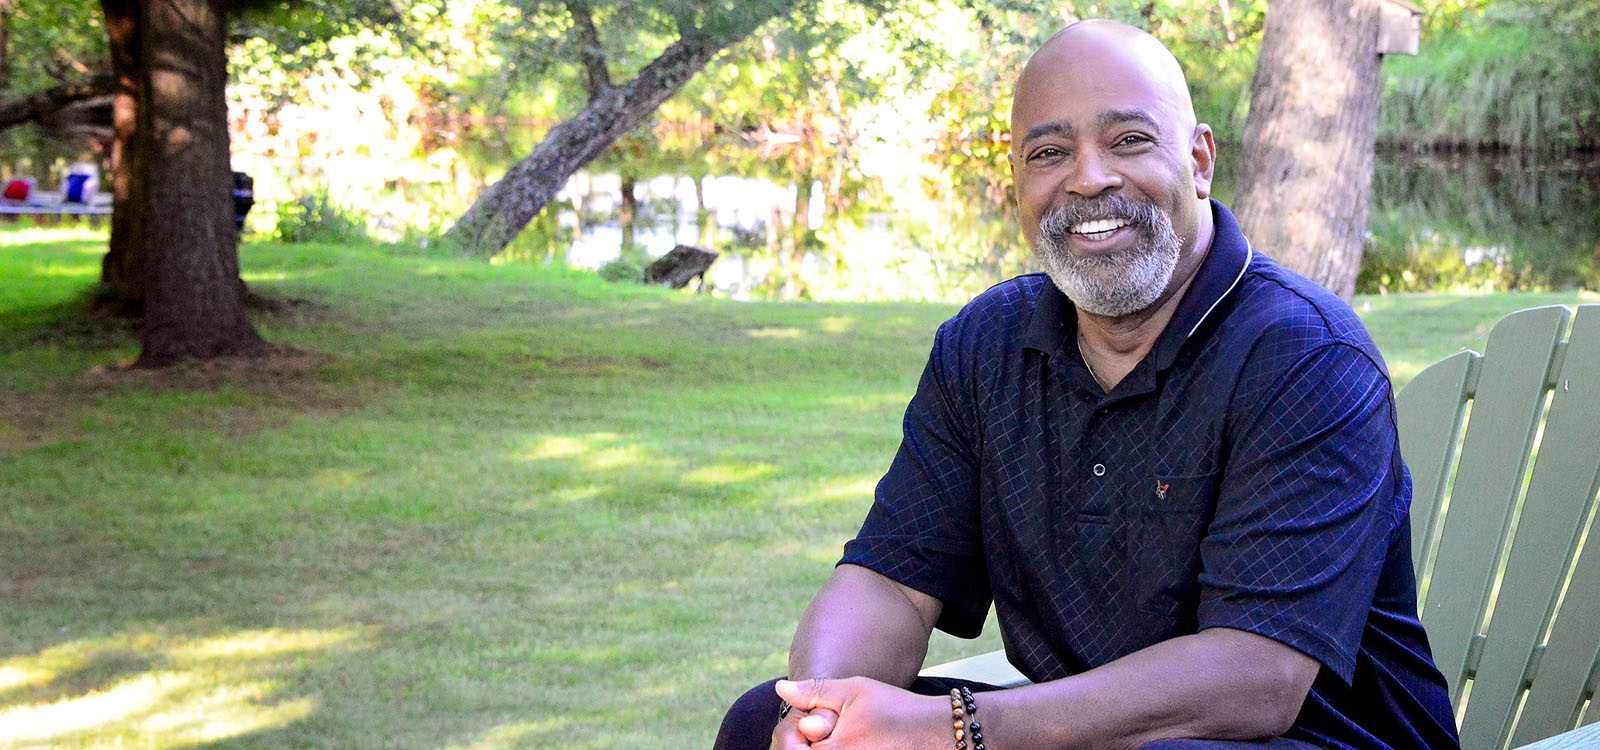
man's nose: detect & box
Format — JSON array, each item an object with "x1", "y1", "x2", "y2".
[{"x1": 1065, "y1": 149, "x2": 1122, "y2": 198}]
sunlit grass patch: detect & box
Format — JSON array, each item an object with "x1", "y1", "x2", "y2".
[{"x1": 0, "y1": 628, "x2": 363, "y2": 748}]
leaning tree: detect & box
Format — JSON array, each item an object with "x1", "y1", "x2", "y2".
[{"x1": 441, "y1": 0, "x2": 812, "y2": 258}]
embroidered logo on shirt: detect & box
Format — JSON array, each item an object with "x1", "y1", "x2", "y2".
[{"x1": 1154, "y1": 480, "x2": 1170, "y2": 501}]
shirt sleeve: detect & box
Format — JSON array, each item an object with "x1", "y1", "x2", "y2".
[
  {"x1": 1197, "y1": 340, "x2": 1401, "y2": 685},
  {"x1": 838, "y1": 319, "x2": 990, "y2": 638}
]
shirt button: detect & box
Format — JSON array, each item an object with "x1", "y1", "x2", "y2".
[{"x1": 1092, "y1": 463, "x2": 1106, "y2": 477}]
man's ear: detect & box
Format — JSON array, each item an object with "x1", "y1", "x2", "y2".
[
  {"x1": 1190, "y1": 124, "x2": 1216, "y2": 200},
  {"x1": 1007, "y1": 151, "x2": 1021, "y2": 224}
]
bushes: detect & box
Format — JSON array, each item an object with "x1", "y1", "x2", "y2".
[
  {"x1": 275, "y1": 191, "x2": 369, "y2": 243},
  {"x1": 598, "y1": 257, "x2": 645, "y2": 283},
  {"x1": 1378, "y1": 14, "x2": 1600, "y2": 152}
]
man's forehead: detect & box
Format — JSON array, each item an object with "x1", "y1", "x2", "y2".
[{"x1": 1011, "y1": 21, "x2": 1194, "y2": 136}]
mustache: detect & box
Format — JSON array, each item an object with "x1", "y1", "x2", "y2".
[{"x1": 1039, "y1": 195, "x2": 1162, "y2": 240}]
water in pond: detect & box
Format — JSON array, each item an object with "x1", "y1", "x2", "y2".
[
  {"x1": 5, "y1": 128, "x2": 1596, "y2": 300},
  {"x1": 546, "y1": 150, "x2": 1600, "y2": 299}
]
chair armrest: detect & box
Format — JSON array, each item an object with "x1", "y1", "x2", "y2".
[
  {"x1": 919, "y1": 648, "x2": 1032, "y2": 688},
  {"x1": 1514, "y1": 721, "x2": 1600, "y2": 749}
]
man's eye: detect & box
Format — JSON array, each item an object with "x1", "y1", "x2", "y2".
[
  {"x1": 1030, "y1": 147, "x2": 1064, "y2": 161},
  {"x1": 1115, "y1": 134, "x2": 1151, "y2": 147}
]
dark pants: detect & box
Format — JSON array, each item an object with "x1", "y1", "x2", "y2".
[{"x1": 714, "y1": 677, "x2": 1321, "y2": 749}]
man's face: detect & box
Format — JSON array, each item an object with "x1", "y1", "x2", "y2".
[{"x1": 1009, "y1": 34, "x2": 1213, "y2": 317}]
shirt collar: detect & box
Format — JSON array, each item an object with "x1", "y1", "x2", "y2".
[{"x1": 1020, "y1": 198, "x2": 1253, "y2": 371}]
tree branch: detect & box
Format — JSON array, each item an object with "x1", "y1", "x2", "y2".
[
  {"x1": 0, "y1": 76, "x2": 114, "y2": 132},
  {"x1": 564, "y1": 0, "x2": 611, "y2": 101}
]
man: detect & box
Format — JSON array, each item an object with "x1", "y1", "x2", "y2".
[{"x1": 716, "y1": 20, "x2": 1459, "y2": 750}]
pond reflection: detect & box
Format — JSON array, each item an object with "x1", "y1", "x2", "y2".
[
  {"x1": 535, "y1": 149, "x2": 1600, "y2": 299},
  {"x1": 1363, "y1": 151, "x2": 1600, "y2": 293},
  {"x1": 5, "y1": 122, "x2": 1596, "y2": 300}
]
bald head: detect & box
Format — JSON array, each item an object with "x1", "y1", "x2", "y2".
[
  {"x1": 1006, "y1": 19, "x2": 1218, "y2": 320},
  {"x1": 1012, "y1": 20, "x2": 1198, "y2": 151}
]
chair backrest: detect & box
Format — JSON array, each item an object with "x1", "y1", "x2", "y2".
[{"x1": 1398, "y1": 305, "x2": 1600, "y2": 749}]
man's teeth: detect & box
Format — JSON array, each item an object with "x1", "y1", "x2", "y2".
[{"x1": 1070, "y1": 218, "x2": 1129, "y2": 235}]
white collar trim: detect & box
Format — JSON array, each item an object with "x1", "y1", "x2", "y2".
[{"x1": 1186, "y1": 241, "x2": 1253, "y2": 339}]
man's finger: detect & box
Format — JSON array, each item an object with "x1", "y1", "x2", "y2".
[
  {"x1": 770, "y1": 715, "x2": 812, "y2": 750},
  {"x1": 796, "y1": 707, "x2": 837, "y2": 742},
  {"x1": 774, "y1": 678, "x2": 850, "y2": 713}
]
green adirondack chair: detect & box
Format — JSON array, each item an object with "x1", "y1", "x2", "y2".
[{"x1": 920, "y1": 305, "x2": 1600, "y2": 749}]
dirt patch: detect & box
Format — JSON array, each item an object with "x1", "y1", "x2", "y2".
[
  {"x1": 0, "y1": 345, "x2": 369, "y2": 454},
  {"x1": 81, "y1": 344, "x2": 322, "y2": 390},
  {"x1": 246, "y1": 291, "x2": 335, "y2": 322},
  {"x1": 0, "y1": 393, "x2": 83, "y2": 454}
]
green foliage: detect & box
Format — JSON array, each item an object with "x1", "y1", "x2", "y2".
[
  {"x1": 598, "y1": 256, "x2": 646, "y2": 283},
  {"x1": 1379, "y1": 5, "x2": 1600, "y2": 151},
  {"x1": 274, "y1": 191, "x2": 369, "y2": 243},
  {"x1": 0, "y1": 0, "x2": 107, "y2": 95}
]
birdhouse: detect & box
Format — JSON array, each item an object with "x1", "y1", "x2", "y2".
[{"x1": 1378, "y1": 0, "x2": 1422, "y2": 56}]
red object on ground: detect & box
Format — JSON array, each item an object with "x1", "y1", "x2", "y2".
[{"x1": 3, "y1": 180, "x2": 29, "y2": 201}]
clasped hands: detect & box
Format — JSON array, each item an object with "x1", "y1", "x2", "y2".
[{"x1": 770, "y1": 677, "x2": 960, "y2": 749}]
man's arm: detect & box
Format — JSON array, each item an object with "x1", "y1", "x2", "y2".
[
  {"x1": 788, "y1": 563, "x2": 942, "y2": 686},
  {"x1": 770, "y1": 564, "x2": 941, "y2": 749},
  {"x1": 777, "y1": 626, "x2": 1318, "y2": 750},
  {"x1": 981, "y1": 627, "x2": 1318, "y2": 748}
]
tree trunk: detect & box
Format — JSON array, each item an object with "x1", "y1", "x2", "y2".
[
  {"x1": 1232, "y1": 0, "x2": 1383, "y2": 300},
  {"x1": 619, "y1": 172, "x2": 637, "y2": 252},
  {"x1": 133, "y1": 0, "x2": 263, "y2": 366},
  {"x1": 0, "y1": 0, "x2": 11, "y2": 92},
  {"x1": 98, "y1": 0, "x2": 143, "y2": 312},
  {"x1": 440, "y1": 3, "x2": 795, "y2": 258},
  {"x1": 694, "y1": 174, "x2": 714, "y2": 247},
  {"x1": 792, "y1": 177, "x2": 811, "y2": 255}
]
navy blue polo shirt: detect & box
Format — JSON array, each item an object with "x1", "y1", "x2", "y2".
[{"x1": 840, "y1": 201, "x2": 1459, "y2": 748}]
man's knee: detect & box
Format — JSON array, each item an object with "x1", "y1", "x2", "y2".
[{"x1": 713, "y1": 678, "x2": 783, "y2": 750}]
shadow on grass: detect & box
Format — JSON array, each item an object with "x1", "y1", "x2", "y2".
[{"x1": 0, "y1": 290, "x2": 138, "y2": 352}]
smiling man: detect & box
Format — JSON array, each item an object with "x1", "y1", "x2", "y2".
[{"x1": 715, "y1": 20, "x2": 1459, "y2": 750}]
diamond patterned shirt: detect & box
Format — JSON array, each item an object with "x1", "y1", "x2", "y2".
[{"x1": 839, "y1": 201, "x2": 1459, "y2": 749}]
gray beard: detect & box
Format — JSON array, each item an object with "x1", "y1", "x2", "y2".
[{"x1": 1034, "y1": 201, "x2": 1182, "y2": 318}]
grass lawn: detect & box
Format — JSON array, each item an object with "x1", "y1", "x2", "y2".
[{"x1": 1, "y1": 226, "x2": 1593, "y2": 748}]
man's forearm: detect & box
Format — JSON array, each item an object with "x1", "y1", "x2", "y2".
[
  {"x1": 787, "y1": 564, "x2": 938, "y2": 687},
  {"x1": 981, "y1": 628, "x2": 1318, "y2": 749}
]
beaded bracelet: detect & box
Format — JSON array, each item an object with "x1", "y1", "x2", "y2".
[{"x1": 948, "y1": 687, "x2": 988, "y2": 750}]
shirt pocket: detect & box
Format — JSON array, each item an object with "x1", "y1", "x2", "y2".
[
  {"x1": 1068, "y1": 511, "x2": 1132, "y2": 615},
  {"x1": 1132, "y1": 470, "x2": 1219, "y2": 618}
]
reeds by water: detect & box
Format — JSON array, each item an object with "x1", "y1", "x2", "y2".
[{"x1": 1378, "y1": 22, "x2": 1600, "y2": 153}]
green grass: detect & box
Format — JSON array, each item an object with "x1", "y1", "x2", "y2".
[{"x1": 0, "y1": 227, "x2": 1592, "y2": 748}]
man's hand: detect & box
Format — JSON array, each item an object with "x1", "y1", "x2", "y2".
[
  {"x1": 768, "y1": 706, "x2": 838, "y2": 750},
  {"x1": 774, "y1": 677, "x2": 951, "y2": 749}
]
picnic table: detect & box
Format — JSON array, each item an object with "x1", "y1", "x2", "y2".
[{"x1": 0, "y1": 191, "x2": 112, "y2": 217}]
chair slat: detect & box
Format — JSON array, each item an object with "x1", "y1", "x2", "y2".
[
  {"x1": 1514, "y1": 720, "x2": 1600, "y2": 750},
  {"x1": 918, "y1": 649, "x2": 1029, "y2": 687},
  {"x1": 1463, "y1": 305, "x2": 1600, "y2": 746},
  {"x1": 1421, "y1": 306, "x2": 1570, "y2": 704},
  {"x1": 1512, "y1": 475, "x2": 1600, "y2": 742},
  {"x1": 1396, "y1": 351, "x2": 1476, "y2": 579}
]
